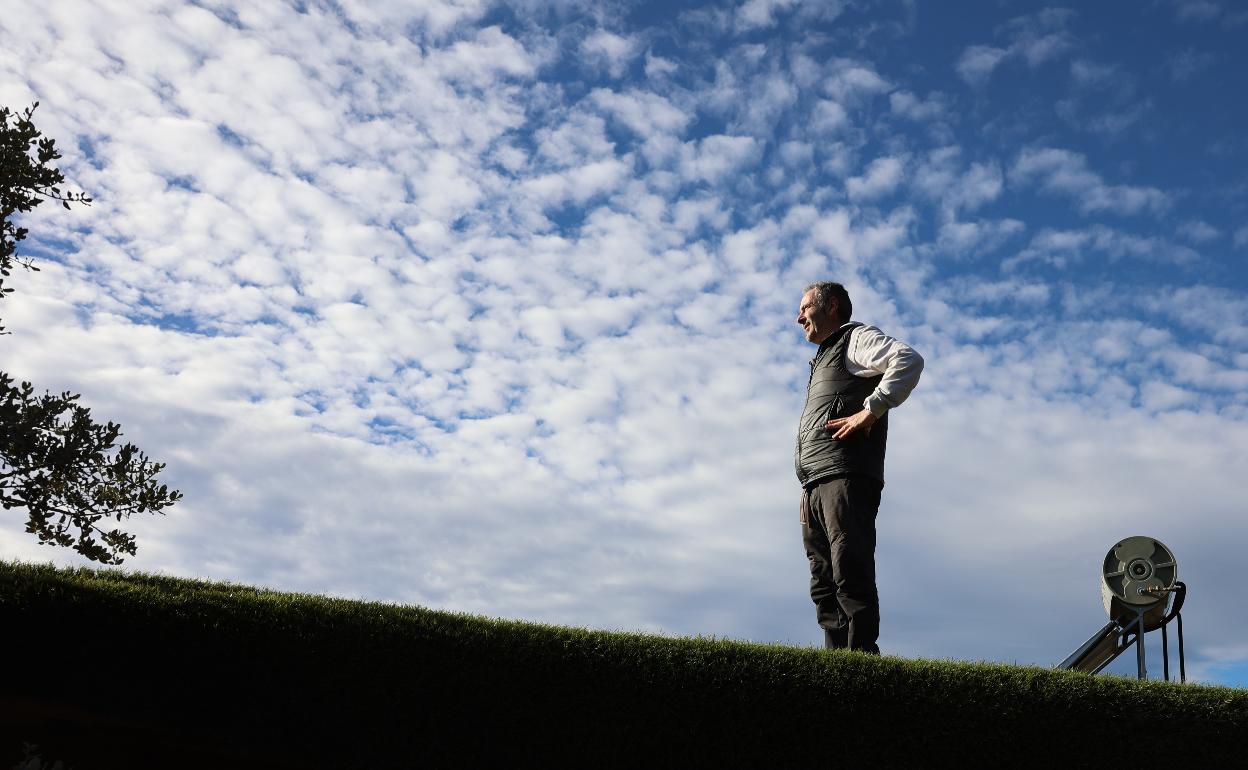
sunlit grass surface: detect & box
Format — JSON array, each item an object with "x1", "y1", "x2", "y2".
[{"x1": 2, "y1": 560, "x2": 1245, "y2": 768}]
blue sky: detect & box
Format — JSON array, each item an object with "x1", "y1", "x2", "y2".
[{"x1": 3, "y1": 0, "x2": 1247, "y2": 688}]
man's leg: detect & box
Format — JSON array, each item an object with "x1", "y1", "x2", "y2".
[
  {"x1": 813, "y1": 477, "x2": 882, "y2": 654},
  {"x1": 800, "y1": 486, "x2": 848, "y2": 648}
]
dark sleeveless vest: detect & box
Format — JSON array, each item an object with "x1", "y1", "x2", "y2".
[{"x1": 794, "y1": 322, "x2": 888, "y2": 486}]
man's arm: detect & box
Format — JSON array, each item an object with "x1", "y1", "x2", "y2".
[
  {"x1": 849, "y1": 324, "x2": 924, "y2": 418},
  {"x1": 825, "y1": 324, "x2": 923, "y2": 439}
]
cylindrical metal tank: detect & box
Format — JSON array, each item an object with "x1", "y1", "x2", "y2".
[{"x1": 1101, "y1": 536, "x2": 1177, "y2": 632}]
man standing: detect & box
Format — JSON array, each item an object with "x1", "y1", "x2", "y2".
[{"x1": 795, "y1": 281, "x2": 923, "y2": 654}]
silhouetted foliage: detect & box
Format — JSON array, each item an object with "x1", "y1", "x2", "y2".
[
  {"x1": 1, "y1": 103, "x2": 180, "y2": 564},
  {"x1": 1, "y1": 102, "x2": 92, "y2": 334}
]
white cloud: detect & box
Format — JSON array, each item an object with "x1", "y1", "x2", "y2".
[
  {"x1": 643, "y1": 51, "x2": 679, "y2": 79},
  {"x1": 804, "y1": 207, "x2": 912, "y2": 270},
  {"x1": 911, "y1": 146, "x2": 959, "y2": 197},
  {"x1": 534, "y1": 111, "x2": 616, "y2": 166},
  {"x1": 677, "y1": 134, "x2": 761, "y2": 183},
  {"x1": 1233, "y1": 225, "x2": 1248, "y2": 250},
  {"x1": 523, "y1": 157, "x2": 632, "y2": 207},
  {"x1": 950, "y1": 161, "x2": 1005, "y2": 212},
  {"x1": 936, "y1": 218, "x2": 1025, "y2": 258},
  {"x1": 822, "y1": 59, "x2": 891, "y2": 103},
  {"x1": 1084, "y1": 101, "x2": 1152, "y2": 135},
  {"x1": 777, "y1": 140, "x2": 813, "y2": 167},
  {"x1": 1069, "y1": 59, "x2": 1118, "y2": 88},
  {"x1": 591, "y1": 88, "x2": 691, "y2": 139},
  {"x1": 335, "y1": 0, "x2": 491, "y2": 36},
  {"x1": 1016, "y1": 30, "x2": 1071, "y2": 67},
  {"x1": 1170, "y1": 0, "x2": 1223, "y2": 22},
  {"x1": 947, "y1": 277, "x2": 1050, "y2": 308},
  {"x1": 1004, "y1": 8, "x2": 1076, "y2": 63},
  {"x1": 889, "y1": 90, "x2": 948, "y2": 123},
  {"x1": 1010, "y1": 148, "x2": 1170, "y2": 216},
  {"x1": 956, "y1": 45, "x2": 1009, "y2": 87},
  {"x1": 1139, "y1": 380, "x2": 1199, "y2": 411},
  {"x1": 1008, "y1": 226, "x2": 1200, "y2": 270},
  {"x1": 735, "y1": 0, "x2": 801, "y2": 31},
  {"x1": 955, "y1": 9, "x2": 1075, "y2": 86},
  {"x1": 1165, "y1": 48, "x2": 1217, "y2": 81},
  {"x1": 1177, "y1": 220, "x2": 1221, "y2": 244},
  {"x1": 1052, "y1": 57, "x2": 1153, "y2": 137},
  {"x1": 847, "y1": 156, "x2": 904, "y2": 201},
  {"x1": 432, "y1": 25, "x2": 537, "y2": 86},
  {"x1": 811, "y1": 99, "x2": 849, "y2": 132},
  {"x1": 581, "y1": 30, "x2": 639, "y2": 78},
  {"x1": 734, "y1": 73, "x2": 799, "y2": 135},
  {"x1": 911, "y1": 148, "x2": 1003, "y2": 217},
  {"x1": 1164, "y1": 286, "x2": 1248, "y2": 347}
]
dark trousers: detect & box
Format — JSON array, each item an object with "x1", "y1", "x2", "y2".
[{"x1": 800, "y1": 475, "x2": 883, "y2": 653}]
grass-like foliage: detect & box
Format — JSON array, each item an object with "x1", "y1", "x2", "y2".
[{"x1": 2, "y1": 561, "x2": 1245, "y2": 768}]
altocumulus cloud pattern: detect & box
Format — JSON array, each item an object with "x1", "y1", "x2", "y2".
[{"x1": 3, "y1": 0, "x2": 1248, "y2": 685}]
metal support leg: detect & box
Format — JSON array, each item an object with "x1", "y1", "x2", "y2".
[
  {"x1": 1177, "y1": 612, "x2": 1186, "y2": 684},
  {"x1": 1162, "y1": 622, "x2": 1170, "y2": 682},
  {"x1": 1134, "y1": 613, "x2": 1147, "y2": 680}
]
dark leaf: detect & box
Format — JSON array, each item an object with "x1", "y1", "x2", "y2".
[{"x1": 1, "y1": 103, "x2": 180, "y2": 563}]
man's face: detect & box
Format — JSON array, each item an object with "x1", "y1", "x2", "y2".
[{"x1": 797, "y1": 289, "x2": 838, "y2": 345}]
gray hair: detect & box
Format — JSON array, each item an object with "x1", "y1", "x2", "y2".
[{"x1": 804, "y1": 281, "x2": 852, "y2": 322}]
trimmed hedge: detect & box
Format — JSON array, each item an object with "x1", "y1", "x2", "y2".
[{"x1": 2, "y1": 561, "x2": 1245, "y2": 768}]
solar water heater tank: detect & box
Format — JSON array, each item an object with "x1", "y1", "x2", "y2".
[
  {"x1": 1060, "y1": 535, "x2": 1186, "y2": 680},
  {"x1": 1100, "y1": 535, "x2": 1178, "y2": 632}
]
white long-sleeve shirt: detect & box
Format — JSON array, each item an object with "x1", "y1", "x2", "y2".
[{"x1": 839, "y1": 323, "x2": 924, "y2": 418}]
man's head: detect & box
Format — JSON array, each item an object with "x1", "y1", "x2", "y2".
[{"x1": 797, "y1": 281, "x2": 852, "y2": 345}]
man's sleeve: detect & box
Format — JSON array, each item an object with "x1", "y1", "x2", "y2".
[{"x1": 848, "y1": 325, "x2": 924, "y2": 417}]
